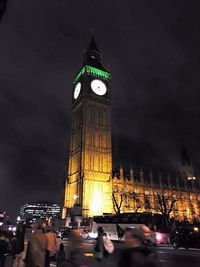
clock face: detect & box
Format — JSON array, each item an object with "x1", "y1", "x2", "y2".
[
  {"x1": 73, "y1": 82, "x2": 81, "y2": 99},
  {"x1": 91, "y1": 79, "x2": 107, "y2": 96}
]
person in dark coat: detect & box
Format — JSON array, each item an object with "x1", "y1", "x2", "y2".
[
  {"x1": 57, "y1": 243, "x2": 65, "y2": 267},
  {"x1": 12, "y1": 222, "x2": 26, "y2": 267},
  {"x1": 140, "y1": 225, "x2": 157, "y2": 259},
  {"x1": 118, "y1": 228, "x2": 157, "y2": 267},
  {"x1": 94, "y1": 227, "x2": 105, "y2": 262},
  {"x1": 0, "y1": 230, "x2": 8, "y2": 267}
]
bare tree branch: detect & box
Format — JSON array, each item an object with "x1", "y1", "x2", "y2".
[
  {"x1": 167, "y1": 199, "x2": 177, "y2": 216},
  {"x1": 119, "y1": 194, "x2": 123, "y2": 210},
  {"x1": 157, "y1": 194, "x2": 164, "y2": 214},
  {"x1": 156, "y1": 193, "x2": 177, "y2": 232},
  {"x1": 112, "y1": 192, "x2": 124, "y2": 214}
]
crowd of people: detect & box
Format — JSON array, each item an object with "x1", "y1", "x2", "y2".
[
  {"x1": 0, "y1": 222, "x2": 158, "y2": 267},
  {"x1": 0, "y1": 222, "x2": 63, "y2": 267},
  {"x1": 94, "y1": 225, "x2": 158, "y2": 267}
]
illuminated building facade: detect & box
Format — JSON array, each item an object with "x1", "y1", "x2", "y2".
[
  {"x1": 64, "y1": 36, "x2": 113, "y2": 217},
  {"x1": 20, "y1": 201, "x2": 60, "y2": 220},
  {"x1": 64, "y1": 37, "x2": 200, "y2": 221},
  {"x1": 112, "y1": 150, "x2": 200, "y2": 222}
]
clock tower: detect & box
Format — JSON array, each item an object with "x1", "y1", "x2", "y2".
[{"x1": 64, "y1": 36, "x2": 113, "y2": 217}]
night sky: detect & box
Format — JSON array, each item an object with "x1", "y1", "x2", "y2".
[{"x1": 0, "y1": 1, "x2": 200, "y2": 219}]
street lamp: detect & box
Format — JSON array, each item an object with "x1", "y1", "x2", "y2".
[{"x1": 16, "y1": 216, "x2": 21, "y2": 224}]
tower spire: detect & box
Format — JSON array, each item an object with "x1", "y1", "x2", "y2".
[
  {"x1": 87, "y1": 34, "x2": 100, "y2": 53},
  {"x1": 140, "y1": 168, "x2": 144, "y2": 184},
  {"x1": 149, "y1": 169, "x2": 153, "y2": 186},
  {"x1": 120, "y1": 163, "x2": 124, "y2": 179},
  {"x1": 181, "y1": 147, "x2": 191, "y2": 166},
  {"x1": 158, "y1": 171, "x2": 163, "y2": 188},
  {"x1": 180, "y1": 147, "x2": 194, "y2": 180},
  {"x1": 176, "y1": 175, "x2": 180, "y2": 190},
  {"x1": 130, "y1": 164, "x2": 134, "y2": 181},
  {"x1": 83, "y1": 35, "x2": 107, "y2": 71},
  {"x1": 167, "y1": 171, "x2": 171, "y2": 188},
  {"x1": 0, "y1": 0, "x2": 7, "y2": 22}
]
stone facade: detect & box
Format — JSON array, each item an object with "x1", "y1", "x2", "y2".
[{"x1": 112, "y1": 164, "x2": 200, "y2": 222}]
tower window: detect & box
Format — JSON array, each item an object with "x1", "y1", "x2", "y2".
[
  {"x1": 99, "y1": 111, "x2": 104, "y2": 125},
  {"x1": 89, "y1": 155, "x2": 92, "y2": 170},
  {"x1": 91, "y1": 107, "x2": 95, "y2": 124},
  {"x1": 100, "y1": 157, "x2": 103, "y2": 172}
]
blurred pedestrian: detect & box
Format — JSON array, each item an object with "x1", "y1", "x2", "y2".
[
  {"x1": 94, "y1": 227, "x2": 104, "y2": 261},
  {"x1": 118, "y1": 228, "x2": 156, "y2": 267},
  {"x1": 140, "y1": 225, "x2": 157, "y2": 259},
  {"x1": 25, "y1": 223, "x2": 47, "y2": 267},
  {"x1": 102, "y1": 233, "x2": 114, "y2": 255},
  {"x1": 0, "y1": 230, "x2": 8, "y2": 267},
  {"x1": 12, "y1": 222, "x2": 26, "y2": 267},
  {"x1": 45, "y1": 228, "x2": 57, "y2": 267},
  {"x1": 57, "y1": 243, "x2": 65, "y2": 267}
]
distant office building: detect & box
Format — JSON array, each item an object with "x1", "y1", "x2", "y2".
[
  {"x1": 0, "y1": 0, "x2": 7, "y2": 22},
  {"x1": 20, "y1": 201, "x2": 60, "y2": 220}
]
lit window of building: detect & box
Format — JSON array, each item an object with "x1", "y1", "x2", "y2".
[{"x1": 20, "y1": 201, "x2": 60, "y2": 220}]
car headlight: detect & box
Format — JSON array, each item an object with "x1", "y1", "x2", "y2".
[{"x1": 89, "y1": 232, "x2": 98, "y2": 238}]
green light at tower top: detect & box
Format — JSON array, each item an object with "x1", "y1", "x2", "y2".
[{"x1": 74, "y1": 65, "x2": 111, "y2": 82}]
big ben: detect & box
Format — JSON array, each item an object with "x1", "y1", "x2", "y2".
[{"x1": 64, "y1": 36, "x2": 113, "y2": 217}]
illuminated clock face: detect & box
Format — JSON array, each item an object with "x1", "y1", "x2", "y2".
[
  {"x1": 73, "y1": 82, "x2": 81, "y2": 99},
  {"x1": 91, "y1": 79, "x2": 107, "y2": 96}
]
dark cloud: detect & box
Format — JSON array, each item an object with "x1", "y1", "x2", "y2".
[{"x1": 0, "y1": 0, "x2": 200, "y2": 218}]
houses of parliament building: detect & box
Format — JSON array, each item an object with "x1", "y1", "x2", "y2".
[{"x1": 63, "y1": 36, "x2": 200, "y2": 222}]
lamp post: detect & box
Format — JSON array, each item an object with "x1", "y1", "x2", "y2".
[{"x1": 73, "y1": 194, "x2": 78, "y2": 202}]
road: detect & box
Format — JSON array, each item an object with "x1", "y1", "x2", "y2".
[
  {"x1": 5, "y1": 230, "x2": 200, "y2": 267},
  {"x1": 50, "y1": 230, "x2": 200, "y2": 267}
]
